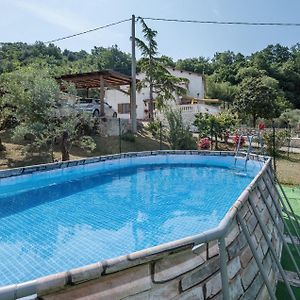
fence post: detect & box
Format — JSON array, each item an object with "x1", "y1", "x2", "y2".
[
  {"x1": 159, "y1": 121, "x2": 162, "y2": 150},
  {"x1": 272, "y1": 120, "x2": 276, "y2": 171},
  {"x1": 287, "y1": 120, "x2": 291, "y2": 159},
  {"x1": 210, "y1": 123, "x2": 213, "y2": 150},
  {"x1": 118, "y1": 118, "x2": 122, "y2": 154}
]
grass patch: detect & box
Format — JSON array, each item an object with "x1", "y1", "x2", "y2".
[
  {"x1": 277, "y1": 152, "x2": 300, "y2": 185},
  {"x1": 0, "y1": 129, "x2": 169, "y2": 169},
  {"x1": 276, "y1": 281, "x2": 300, "y2": 299},
  {"x1": 281, "y1": 185, "x2": 300, "y2": 215},
  {"x1": 281, "y1": 185, "x2": 300, "y2": 236},
  {"x1": 276, "y1": 185, "x2": 300, "y2": 298},
  {"x1": 280, "y1": 243, "x2": 300, "y2": 273},
  {"x1": 280, "y1": 185, "x2": 300, "y2": 273}
]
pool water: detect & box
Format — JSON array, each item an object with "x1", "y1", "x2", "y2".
[{"x1": 0, "y1": 155, "x2": 261, "y2": 286}]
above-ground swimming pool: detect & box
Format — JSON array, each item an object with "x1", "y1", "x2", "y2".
[{"x1": 0, "y1": 153, "x2": 262, "y2": 288}]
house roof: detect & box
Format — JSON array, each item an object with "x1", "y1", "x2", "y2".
[
  {"x1": 168, "y1": 68, "x2": 204, "y2": 77},
  {"x1": 56, "y1": 70, "x2": 134, "y2": 90}
]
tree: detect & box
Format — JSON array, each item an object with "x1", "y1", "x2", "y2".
[
  {"x1": 91, "y1": 45, "x2": 131, "y2": 75},
  {"x1": 0, "y1": 67, "x2": 96, "y2": 161},
  {"x1": 235, "y1": 66, "x2": 266, "y2": 82},
  {"x1": 159, "y1": 55, "x2": 176, "y2": 68},
  {"x1": 164, "y1": 109, "x2": 196, "y2": 150},
  {"x1": 211, "y1": 51, "x2": 246, "y2": 84},
  {"x1": 176, "y1": 57, "x2": 213, "y2": 75},
  {"x1": 135, "y1": 18, "x2": 188, "y2": 119},
  {"x1": 194, "y1": 112, "x2": 237, "y2": 149},
  {"x1": 233, "y1": 76, "x2": 286, "y2": 127},
  {"x1": 206, "y1": 75, "x2": 236, "y2": 102}
]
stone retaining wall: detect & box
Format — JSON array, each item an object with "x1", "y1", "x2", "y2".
[
  {"x1": 98, "y1": 117, "x2": 130, "y2": 137},
  {"x1": 289, "y1": 137, "x2": 300, "y2": 148},
  {"x1": 0, "y1": 151, "x2": 283, "y2": 300}
]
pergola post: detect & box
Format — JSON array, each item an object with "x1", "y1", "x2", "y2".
[
  {"x1": 57, "y1": 70, "x2": 135, "y2": 120},
  {"x1": 100, "y1": 75, "x2": 105, "y2": 116}
]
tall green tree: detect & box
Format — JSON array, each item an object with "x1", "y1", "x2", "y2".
[
  {"x1": 233, "y1": 76, "x2": 287, "y2": 127},
  {"x1": 91, "y1": 45, "x2": 131, "y2": 75},
  {"x1": 135, "y1": 18, "x2": 188, "y2": 119},
  {"x1": 205, "y1": 75, "x2": 236, "y2": 102},
  {"x1": 176, "y1": 57, "x2": 213, "y2": 75},
  {"x1": 0, "y1": 67, "x2": 95, "y2": 161},
  {"x1": 211, "y1": 51, "x2": 246, "y2": 84},
  {"x1": 194, "y1": 112, "x2": 237, "y2": 149}
]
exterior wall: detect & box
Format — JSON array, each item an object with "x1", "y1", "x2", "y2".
[
  {"x1": 105, "y1": 88, "x2": 148, "y2": 120},
  {"x1": 155, "y1": 102, "x2": 221, "y2": 126},
  {"x1": 105, "y1": 69, "x2": 205, "y2": 120},
  {"x1": 0, "y1": 151, "x2": 282, "y2": 300},
  {"x1": 168, "y1": 68, "x2": 205, "y2": 99}
]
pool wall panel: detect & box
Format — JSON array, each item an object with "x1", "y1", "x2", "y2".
[{"x1": 0, "y1": 151, "x2": 282, "y2": 300}]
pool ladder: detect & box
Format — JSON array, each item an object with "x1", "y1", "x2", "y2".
[
  {"x1": 234, "y1": 135, "x2": 251, "y2": 169},
  {"x1": 234, "y1": 130, "x2": 264, "y2": 169}
]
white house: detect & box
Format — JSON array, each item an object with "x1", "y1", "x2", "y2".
[{"x1": 105, "y1": 68, "x2": 221, "y2": 123}]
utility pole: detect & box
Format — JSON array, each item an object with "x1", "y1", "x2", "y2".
[{"x1": 131, "y1": 14, "x2": 137, "y2": 133}]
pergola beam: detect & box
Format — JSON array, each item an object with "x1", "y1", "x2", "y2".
[
  {"x1": 57, "y1": 70, "x2": 134, "y2": 90},
  {"x1": 56, "y1": 70, "x2": 136, "y2": 118}
]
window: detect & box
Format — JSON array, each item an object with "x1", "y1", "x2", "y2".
[{"x1": 118, "y1": 103, "x2": 130, "y2": 114}]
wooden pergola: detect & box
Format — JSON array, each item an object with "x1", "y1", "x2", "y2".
[{"x1": 56, "y1": 70, "x2": 134, "y2": 118}]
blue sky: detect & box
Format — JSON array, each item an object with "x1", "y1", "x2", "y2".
[{"x1": 1, "y1": 0, "x2": 300, "y2": 59}]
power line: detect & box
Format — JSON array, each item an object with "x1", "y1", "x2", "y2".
[
  {"x1": 43, "y1": 16, "x2": 300, "y2": 45},
  {"x1": 44, "y1": 18, "x2": 131, "y2": 44},
  {"x1": 142, "y1": 17, "x2": 300, "y2": 27}
]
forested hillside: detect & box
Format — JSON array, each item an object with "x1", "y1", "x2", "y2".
[
  {"x1": 1, "y1": 41, "x2": 300, "y2": 108},
  {"x1": 0, "y1": 42, "x2": 132, "y2": 76}
]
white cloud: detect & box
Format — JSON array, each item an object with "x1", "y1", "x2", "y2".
[{"x1": 11, "y1": 0, "x2": 95, "y2": 34}]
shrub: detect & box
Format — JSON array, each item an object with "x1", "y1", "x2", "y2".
[
  {"x1": 194, "y1": 112, "x2": 238, "y2": 149},
  {"x1": 262, "y1": 129, "x2": 289, "y2": 157},
  {"x1": 197, "y1": 138, "x2": 211, "y2": 150},
  {"x1": 147, "y1": 120, "x2": 161, "y2": 138},
  {"x1": 165, "y1": 109, "x2": 196, "y2": 150},
  {"x1": 75, "y1": 136, "x2": 96, "y2": 152},
  {"x1": 121, "y1": 131, "x2": 136, "y2": 142},
  {"x1": 233, "y1": 134, "x2": 245, "y2": 148}
]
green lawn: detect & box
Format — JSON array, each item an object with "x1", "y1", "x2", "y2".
[
  {"x1": 280, "y1": 243, "x2": 300, "y2": 273},
  {"x1": 276, "y1": 185, "x2": 300, "y2": 298},
  {"x1": 276, "y1": 282, "x2": 300, "y2": 299}
]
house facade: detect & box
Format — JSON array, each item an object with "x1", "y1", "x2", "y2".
[{"x1": 105, "y1": 68, "x2": 221, "y2": 122}]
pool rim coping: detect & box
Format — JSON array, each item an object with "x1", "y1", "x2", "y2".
[{"x1": 0, "y1": 150, "x2": 271, "y2": 299}]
